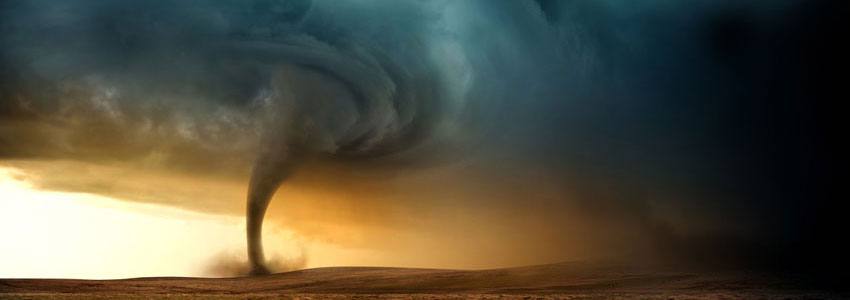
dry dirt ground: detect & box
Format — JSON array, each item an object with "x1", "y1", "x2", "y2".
[{"x1": 0, "y1": 262, "x2": 843, "y2": 299}]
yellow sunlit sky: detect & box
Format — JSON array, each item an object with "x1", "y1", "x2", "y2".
[{"x1": 0, "y1": 165, "x2": 394, "y2": 279}]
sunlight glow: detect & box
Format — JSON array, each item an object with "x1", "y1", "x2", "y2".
[{"x1": 0, "y1": 166, "x2": 304, "y2": 279}]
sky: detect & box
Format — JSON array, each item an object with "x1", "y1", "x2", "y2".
[{"x1": 0, "y1": 0, "x2": 847, "y2": 279}]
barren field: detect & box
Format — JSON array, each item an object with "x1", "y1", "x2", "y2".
[{"x1": 0, "y1": 262, "x2": 842, "y2": 299}]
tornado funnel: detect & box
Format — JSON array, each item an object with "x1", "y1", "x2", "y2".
[{"x1": 246, "y1": 143, "x2": 298, "y2": 275}]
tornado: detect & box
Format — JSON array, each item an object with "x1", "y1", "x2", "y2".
[
  {"x1": 246, "y1": 141, "x2": 299, "y2": 275},
  {"x1": 239, "y1": 34, "x2": 455, "y2": 274}
]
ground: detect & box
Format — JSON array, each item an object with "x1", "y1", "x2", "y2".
[{"x1": 0, "y1": 262, "x2": 843, "y2": 299}]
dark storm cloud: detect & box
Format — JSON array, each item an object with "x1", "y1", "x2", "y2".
[{"x1": 1, "y1": 0, "x2": 846, "y2": 276}]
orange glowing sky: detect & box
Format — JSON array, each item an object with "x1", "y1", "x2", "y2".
[{"x1": 1, "y1": 159, "x2": 636, "y2": 279}]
